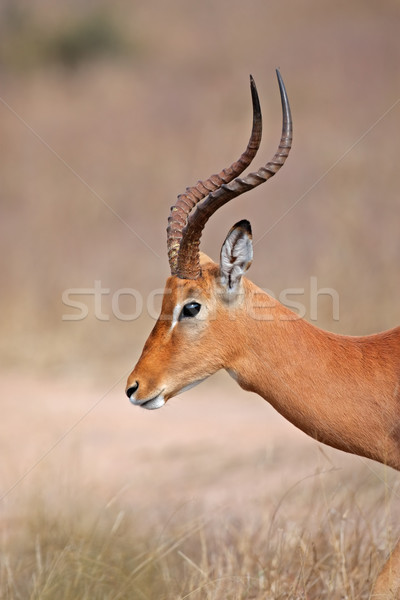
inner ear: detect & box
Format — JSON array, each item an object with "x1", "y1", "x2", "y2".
[{"x1": 220, "y1": 220, "x2": 253, "y2": 291}]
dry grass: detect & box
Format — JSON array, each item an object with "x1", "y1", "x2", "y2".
[
  {"x1": 0, "y1": 372, "x2": 398, "y2": 600},
  {"x1": 1, "y1": 2, "x2": 400, "y2": 599},
  {"x1": 0, "y1": 374, "x2": 398, "y2": 599},
  {"x1": 1, "y1": 462, "x2": 398, "y2": 599}
]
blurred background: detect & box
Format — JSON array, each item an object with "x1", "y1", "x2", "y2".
[
  {"x1": 0, "y1": 2, "x2": 400, "y2": 596},
  {"x1": 1, "y1": 0, "x2": 399, "y2": 379}
]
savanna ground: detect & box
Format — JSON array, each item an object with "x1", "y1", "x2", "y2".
[
  {"x1": 1, "y1": 1, "x2": 400, "y2": 598},
  {"x1": 2, "y1": 371, "x2": 400, "y2": 599}
]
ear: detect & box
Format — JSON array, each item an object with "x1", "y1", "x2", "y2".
[{"x1": 219, "y1": 220, "x2": 253, "y2": 292}]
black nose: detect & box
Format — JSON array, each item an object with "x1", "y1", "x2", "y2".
[{"x1": 126, "y1": 381, "x2": 139, "y2": 397}]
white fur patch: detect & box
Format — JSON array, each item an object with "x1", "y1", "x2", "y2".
[
  {"x1": 177, "y1": 377, "x2": 208, "y2": 395},
  {"x1": 220, "y1": 228, "x2": 253, "y2": 291},
  {"x1": 170, "y1": 303, "x2": 182, "y2": 332},
  {"x1": 141, "y1": 395, "x2": 165, "y2": 410},
  {"x1": 129, "y1": 392, "x2": 165, "y2": 410},
  {"x1": 226, "y1": 368, "x2": 239, "y2": 382}
]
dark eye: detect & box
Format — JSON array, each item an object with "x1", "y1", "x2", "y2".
[{"x1": 179, "y1": 302, "x2": 201, "y2": 320}]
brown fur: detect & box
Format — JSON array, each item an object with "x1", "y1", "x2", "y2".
[{"x1": 126, "y1": 257, "x2": 400, "y2": 597}]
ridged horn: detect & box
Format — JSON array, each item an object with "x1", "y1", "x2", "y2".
[
  {"x1": 167, "y1": 75, "x2": 262, "y2": 277},
  {"x1": 168, "y1": 69, "x2": 292, "y2": 280}
]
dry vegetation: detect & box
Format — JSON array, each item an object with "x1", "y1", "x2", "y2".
[
  {"x1": 1, "y1": 1, "x2": 400, "y2": 598},
  {"x1": 0, "y1": 480, "x2": 395, "y2": 599},
  {"x1": 1, "y1": 445, "x2": 399, "y2": 599},
  {"x1": 1, "y1": 374, "x2": 399, "y2": 599}
]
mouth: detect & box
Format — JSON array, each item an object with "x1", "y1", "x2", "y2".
[
  {"x1": 129, "y1": 392, "x2": 165, "y2": 410},
  {"x1": 129, "y1": 378, "x2": 207, "y2": 410}
]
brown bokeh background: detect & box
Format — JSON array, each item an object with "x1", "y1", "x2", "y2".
[
  {"x1": 1, "y1": 3, "x2": 400, "y2": 596},
  {"x1": 1, "y1": 0, "x2": 399, "y2": 380}
]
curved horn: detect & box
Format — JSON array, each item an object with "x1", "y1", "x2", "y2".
[
  {"x1": 176, "y1": 70, "x2": 292, "y2": 280},
  {"x1": 170, "y1": 69, "x2": 292, "y2": 280},
  {"x1": 167, "y1": 75, "x2": 262, "y2": 276}
]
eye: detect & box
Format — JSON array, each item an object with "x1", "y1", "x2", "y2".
[{"x1": 179, "y1": 301, "x2": 201, "y2": 320}]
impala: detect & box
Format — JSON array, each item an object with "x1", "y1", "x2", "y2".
[{"x1": 126, "y1": 71, "x2": 400, "y2": 598}]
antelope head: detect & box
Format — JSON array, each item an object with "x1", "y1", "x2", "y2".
[{"x1": 126, "y1": 70, "x2": 292, "y2": 409}]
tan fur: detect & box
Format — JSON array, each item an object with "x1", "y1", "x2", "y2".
[{"x1": 127, "y1": 257, "x2": 400, "y2": 596}]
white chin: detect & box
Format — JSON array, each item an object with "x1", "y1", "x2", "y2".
[
  {"x1": 142, "y1": 395, "x2": 165, "y2": 410},
  {"x1": 130, "y1": 394, "x2": 165, "y2": 410}
]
